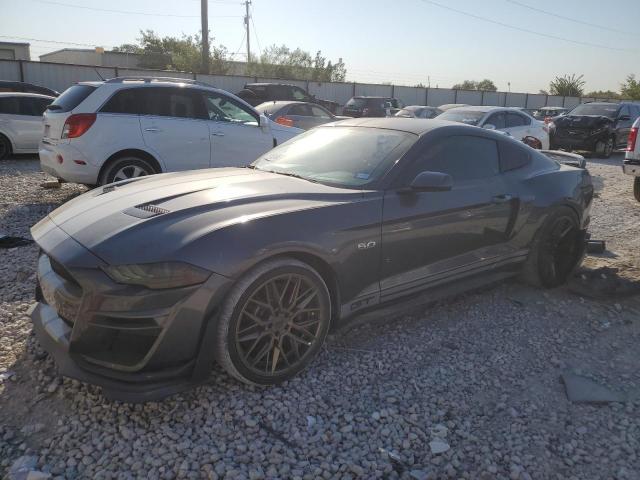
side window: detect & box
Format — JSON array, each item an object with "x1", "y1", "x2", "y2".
[
  {"x1": 138, "y1": 88, "x2": 204, "y2": 119},
  {"x1": 506, "y1": 113, "x2": 528, "y2": 127},
  {"x1": 32, "y1": 98, "x2": 53, "y2": 115},
  {"x1": 291, "y1": 87, "x2": 308, "y2": 101},
  {"x1": 407, "y1": 135, "x2": 500, "y2": 183},
  {"x1": 0, "y1": 97, "x2": 19, "y2": 114},
  {"x1": 310, "y1": 105, "x2": 330, "y2": 118},
  {"x1": 271, "y1": 85, "x2": 290, "y2": 99},
  {"x1": 17, "y1": 98, "x2": 39, "y2": 116},
  {"x1": 498, "y1": 140, "x2": 531, "y2": 172},
  {"x1": 632, "y1": 106, "x2": 640, "y2": 119},
  {"x1": 485, "y1": 112, "x2": 506, "y2": 129},
  {"x1": 288, "y1": 104, "x2": 312, "y2": 116},
  {"x1": 619, "y1": 105, "x2": 630, "y2": 118},
  {"x1": 203, "y1": 92, "x2": 258, "y2": 124},
  {"x1": 100, "y1": 89, "x2": 144, "y2": 114}
]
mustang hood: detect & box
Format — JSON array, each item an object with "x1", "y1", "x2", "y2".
[
  {"x1": 37, "y1": 168, "x2": 358, "y2": 264},
  {"x1": 554, "y1": 115, "x2": 612, "y2": 129}
]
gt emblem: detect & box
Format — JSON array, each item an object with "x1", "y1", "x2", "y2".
[{"x1": 357, "y1": 241, "x2": 377, "y2": 250}]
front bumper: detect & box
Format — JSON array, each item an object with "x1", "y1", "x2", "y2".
[
  {"x1": 29, "y1": 219, "x2": 232, "y2": 402},
  {"x1": 551, "y1": 129, "x2": 609, "y2": 151}
]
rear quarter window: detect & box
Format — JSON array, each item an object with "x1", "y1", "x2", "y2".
[
  {"x1": 0, "y1": 97, "x2": 19, "y2": 114},
  {"x1": 49, "y1": 85, "x2": 96, "y2": 112},
  {"x1": 499, "y1": 140, "x2": 531, "y2": 172}
]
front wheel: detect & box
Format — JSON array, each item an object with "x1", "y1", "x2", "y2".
[
  {"x1": 214, "y1": 258, "x2": 331, "y2": 385},
  {"x1": 521, "y1": 207, "x2": 585, "y2": 288},
  {"x1": 0, "y1": 134, "x2": 12, "y2": 160},
  {"x1": 595, "y1": 136, "x2": 614, "y2": 158},
  {"x1": 634, "y1": 177, "x2": 640, "y2": 202},
  {"x1": 99, "y1": 156, "x2": 156, "y2": 185}
]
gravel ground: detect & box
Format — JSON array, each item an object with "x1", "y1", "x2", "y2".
[{"x1": 1, "y1": 154, "x2": 639, "y2": 480}]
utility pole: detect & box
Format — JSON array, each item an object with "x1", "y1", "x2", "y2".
[
  {"x1": 244, "y1": 0, "x2": 251, "y2": 63},
  {"x1": 201, "y1": 0, "x2": 209, "y2": 73}
]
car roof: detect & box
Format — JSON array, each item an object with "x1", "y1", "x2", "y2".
[
  {"x1": 0, "y1": 92, "x2": 55, "y2": 99},
  {"x1": 325, "y1": 117, "x2": 468, "y2": 135}
]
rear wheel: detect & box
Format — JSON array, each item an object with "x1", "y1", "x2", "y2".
[
  {"x1": 0, "y1": 134, "x2": 12, "y2": 160},
  {"x1": 634, "y1": 177, "x2": 640, "y2": 202},
  {"x1": 214, "y1": 258, "x2": 331, "y2": 385},
  {"x1": 521, "y1": 207, "x2": 584, "y2": 288},
  {"x1": 99, "y1": 156, "x2": 156, "y2": 185}
]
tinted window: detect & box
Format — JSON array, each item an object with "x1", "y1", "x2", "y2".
[
  {"x1": 288, "y1": 104, "x2": 312, "y2": 116},
  {"x1": 499, "y1": 140, "x2": 531, "y2": 172},
  {"x1": 506, "y1": 112, "x2": 530, "y2": 127},
  {"x1": 136, "y1": 88, "x2": 205, "y2": 119},
  {"x1": 291, "y1": 87, "x2": 309, "y2": 101},
  {"x1": 619, "y1": 105, "x2": 630, "y2": 118},
  {"x1": 203, "y1": 92, "x2": 257, "y2": 124},
  {"x1": 271, "y1": 85, "x2": 290, "y2": 99},
  {"x1": 632, "y1": 106, "x2": 640, "y2": 119},
  {"x1": 0, "y1": 97, "x2": 19, "y2": 114},
  {"x1": 410, "y1": 135, "x2": 500, "y2": 182},
  {"x1": 486, "y1": 112, "x2": 506, "y2": 129},
  {"x1": 101, "y1": 89, "x2": 143, "y2": 114},
  {"x1": 568, "y1": 103, "x2": 618, "y2": 118},
  {"x1": 18, "y1": 97, "x2": 51, "y2": 116},
  {"x1": 49, "y1": 85, "x2": 96, "y2": 112},
  {"x1": 345, "y1": 98, "x2": 366, "y2": 108}
]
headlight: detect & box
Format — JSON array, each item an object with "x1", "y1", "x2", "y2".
[{"x1": 102, "y1": 262, "x2": 211, "y2": 289}]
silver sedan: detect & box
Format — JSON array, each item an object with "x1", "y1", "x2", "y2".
[{"x1": 255, "y1": 101, "x2": 349, "y2": 130}]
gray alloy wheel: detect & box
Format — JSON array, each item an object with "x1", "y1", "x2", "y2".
[
  {"x1": 634, "y1": 177, "x2": 640, "y2": 202},
  {"x1": 0, "y1": 134, "x2": 11, "y2": 160},
  {"x1": 521, "y1": 206, "x2": 584, "y2": 288},
  {"x1": 100, "y1": 156, "x2": 156, "y2": 185},
  {"x1": 214, "y1": 258, "x2": 331, "y2": 385},
  {"x1": 595, "y1": 137, "x2": 614, "y2": 158}
]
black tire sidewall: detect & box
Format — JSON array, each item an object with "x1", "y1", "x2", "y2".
[
  {"x1": 634, "y1": 177, "x2": 640, "y2": 202},
  {"x1": 536, "y1": 208, "x2": 583, "y2": 288},
  {"x1": 0, "y1": 135, "x2": 11, "y2": 160},
  {"x1": 219, "y1": 261, "x2": 331, "y2": 385},
  {"x1": 100, "y1": 157, "x2": 155, "y2": 185}
]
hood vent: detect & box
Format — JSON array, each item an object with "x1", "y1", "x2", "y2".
[{"x1": 123, "y1": 203, "x2": 171, "y2": 219}]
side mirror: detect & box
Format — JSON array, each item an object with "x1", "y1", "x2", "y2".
[
  {"x1": 618, "y1": 115, "x2": 631, "y2": 121},
  {"x1": 259, "y1": 113, "x2": 270, "y2": 131},
  {"x1": 408, "y1": 171, "x2": 453, "y2": 192},
  {"x1": 483, "y1": 123, "x2": 496, "y2": 130}
]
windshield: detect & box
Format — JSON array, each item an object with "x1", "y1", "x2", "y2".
[
  {"x1": 252, "y1": 126, "x2": 415, "y2": 188},
  {"x1": 49, "y1": 85, "x2": 96, "y2": 112},
  {"x1": 437, "y1": 109, "x2": 485, "y2": 126},
  {"x1": 568, "y1": 104, "x2": 618, "y2": 118}
]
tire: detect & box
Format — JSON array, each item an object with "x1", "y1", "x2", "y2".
[
  {"x1": 595, "y1": 136, "x2": 614, "y2": 158},
  {"x1": 0, "y1": 134, "x2": 12, "y2": 160},
  {"x1": 634, "y1": 177, "x2": 640, "y2": 203},
  {"x1": 99, "y1": 156, "x2": 156, "y2": 185},
  {"x1": 214, "y1": 258, "x2": 332, "y2": 385},
  {"x1": 521, "y1": 206, "x2": 585, "y2": 288}
]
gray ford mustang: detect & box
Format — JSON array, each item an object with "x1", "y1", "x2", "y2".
[{"x1": 29, "y1": 118, "x2": 593, "y2": 401}]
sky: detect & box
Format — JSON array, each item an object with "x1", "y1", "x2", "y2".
[{"x1": 1, "y1": 0, "x2": 639, "y2": 94}]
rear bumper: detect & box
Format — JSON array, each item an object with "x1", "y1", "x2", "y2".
[
  {"x1": 623, "y1": 163, "x2": 640, "y2": 177},
  {"x1": 39, "y1": 142, "x2": 100, "y2": 184},
  {"x1": 29, "y1": 218, "x2": 232, "y2": 402}
]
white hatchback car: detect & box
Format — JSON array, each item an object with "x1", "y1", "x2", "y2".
[
  {"x1": 39, "y1": 77, "x2": 303, "y2": 185},
  {"x1": 437, "y1": 106, "x2": 550, "y2": 149},
  {"x1": 0, "y1": 92, "x2": 54, "y2": 160}
]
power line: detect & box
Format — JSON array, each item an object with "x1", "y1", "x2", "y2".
[
  {"x1": 250, "y1": 5, "x2": 262, "y2": 57},
  {"x1": 31, "y1": 0, "x2": 242, "y2": 18},
  {"x1": 0, "y1": 35, "x2": 111, "y2": 48},
  {"x1": 230, "y1": 31, "x2": 247, "y2": 59},
  {"x1": 505, "y1": 0, "x2": 634, "y2": 35},
  {"x1": 417, "y1": 0, "x2": 637, "y2": 53}
]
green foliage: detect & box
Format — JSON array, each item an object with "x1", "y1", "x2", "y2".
[
  {"x1": 451, "y1": 79, "x2": 497, "y2": 92},
  {"x1": 621, "y1": 74, "x2": 640, "y2": 100},
  {"x1": 549, "y1": 74, "x2": 585, "y2": 97},
  {"x1": 586, "y1": 90, "x2": 620, "y2": 99},
  {"x1": 114, "y1": 30, "x2": 229, "y2": 74},
  {"x1": 247, "y1": 45, "x2": 346, "y2": 82}
]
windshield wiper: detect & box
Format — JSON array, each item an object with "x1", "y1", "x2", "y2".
[{"x1": 261, "y1": 169, "x2": 319, "y2": 183}]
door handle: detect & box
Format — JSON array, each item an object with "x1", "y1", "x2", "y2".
[
  {"x1": 211, "y1": 131, "x2": 225, "y2": 137},
  {"x1": 144, "y1": 127, "x2": 160, "y2": 132},
  {"x1": 492, "y1": 194, "x2": 513, "y2": 204}
]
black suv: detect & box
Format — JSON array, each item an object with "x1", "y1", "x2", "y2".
[
  {"x1": 550, "y1": 102, "x2": 640, "y2": 158},
  {"x1": 0, "y1": 80, "x2": 59, "y2": 97},
  {"x1": 235, "y1": 83, "x2": 339, "y2": 113},
  {"x1": 342, "y1": 96, "x2": 403, "y2": 118}
]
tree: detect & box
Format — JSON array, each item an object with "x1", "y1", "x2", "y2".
[
  {"x1": 114, "y1": 30, "x2": 229, "y2": 74},
  {"x1": 586, "y1": 90, "x2": 620, "y2": 99},
  {"x1": 451, "y1": 79, "x2": 497, "y2": 91},
  {"x1": 548, "y1": 74, "x2": 585, "y2": 97},
  {"x1": 621, "y1": 74, "x2": 640, "y2": 100},
  {"x1": 247, "y1": 45, "x2": 346, "y2": 82}
]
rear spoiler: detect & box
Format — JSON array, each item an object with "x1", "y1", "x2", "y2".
[{"x1": 540, "y1": 150, "x2": 586, "y2": 169}]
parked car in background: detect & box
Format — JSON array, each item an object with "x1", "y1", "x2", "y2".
[
  {"x1": 532, "y1": 106, "x2": 568, "y2": 123},
  {"x1": 550, "y1": 102, "x2": 640, "y2": 158},
  {"x1": 0, "y1": 92, "x2": 54, "y2": 160},
  {"x1": 342, "y1": 96, "x2": 403, "y2": 117},
  {"x1": 395, "y1": 105, "x2": 442, "y2": 119},
  {"x1": 235, "y1": 83, "x2": 339, "y2": 114},
  {"x1": 438, "y1": 103, "x2": 469, "y2": 111},
  {"x1": 623, "y1": 117, "x2": 640, "y2": 201},
  {"x1": 0, "y1": 80, "x2": 59, "y2": 97},
  {"x1": 437, "y1": 106, "x2": 549, "y2": 149},
  {"x1": 39, "y1": 77, "x2": 302, "y2": 185},
  {"x1": 255, "y1": 101, "x2": 349, "y2": 130},
  {"x1": 29, "y1": 118, "x2": 593, "y2": 400}
]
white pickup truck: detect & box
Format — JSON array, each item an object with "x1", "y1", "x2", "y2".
[{"x1": 623, "y1": 117, "x2": 640, "y2": 201}]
